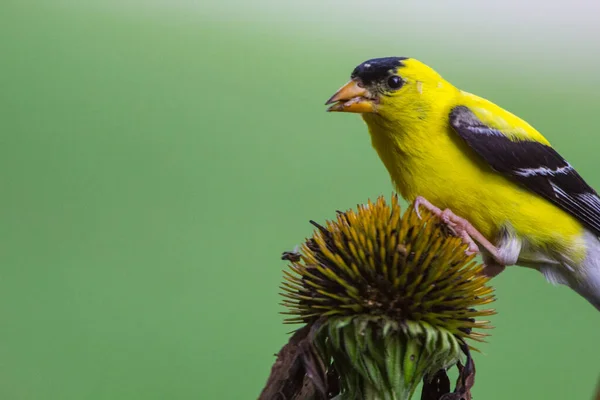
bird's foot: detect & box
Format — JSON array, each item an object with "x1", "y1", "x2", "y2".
[
  {"x1": 438, "y1": 208, "x2": 482, "y2": 256},
  {"x1": 414, "y1": 197, "x2": 478, "y2": 252},
  {"x1": 413, "y1": 196, "x2": 509, "y2": 274}
]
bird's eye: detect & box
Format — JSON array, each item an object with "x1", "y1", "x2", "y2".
[{"x1": 387, "y1": 75, "x2": 403, "y2": 90}]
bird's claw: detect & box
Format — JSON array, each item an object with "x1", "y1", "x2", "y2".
[
  {"x1": 413, "y1": 198, "x2": 423, "y2": 219},
  {"x1": 413, "y1": 197, "x2": 483, "y2": 256},
  {"x1": 413, "y1": 196, "x2": 508, "y2": 274},
  {"x1": 413, "y1": 196, "x2": 442, "y2": 220},
  {"x1": 439, "y1": 208, "x2": 481, "y2": 255}
]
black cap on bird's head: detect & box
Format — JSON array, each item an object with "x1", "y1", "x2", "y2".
[
  {"x1": 326, "y1": 56, "x2": 409, "y2": 113},
  {"x1": 350, "y1": 57, "x2": 408, "y2": 86}
]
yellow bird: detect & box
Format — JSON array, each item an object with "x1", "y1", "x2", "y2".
[{"x1": 326, "y1": 57, "x2": 600, "y2": 311}]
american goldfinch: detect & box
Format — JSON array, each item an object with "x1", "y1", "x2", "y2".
[{"x1": 325, "y1": 57, "x2": 600, "y2": 311}]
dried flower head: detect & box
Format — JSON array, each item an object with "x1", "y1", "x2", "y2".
[
  {"x1": 281, "y1": 195, "x2": 494, "y2": 339},
  {"x1": 277, "y1": 195, "x2": 495, "y2": 399}
]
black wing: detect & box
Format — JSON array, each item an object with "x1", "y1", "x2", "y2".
[{"x1": 450, "y1": 105, "x2": 600, "y2": 235}]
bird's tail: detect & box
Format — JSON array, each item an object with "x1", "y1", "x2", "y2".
[
  {"x1": 540, "y1": 230, "x2": 600, "y2": 311},
  {"x1": 575, "y1": 231, "x2": 600, "y2": 311}
]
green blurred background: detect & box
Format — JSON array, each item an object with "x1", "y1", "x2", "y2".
[{"x1": 1, "y1": 1, "x2": 599, "y2": 399}]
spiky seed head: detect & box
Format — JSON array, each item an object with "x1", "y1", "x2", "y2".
[
  {"x1": 280, "y1": 195, "x2": 495, "y2": 343},
  {"x1": 275, "y1": 196, "x2": 496, "y2": 399}
]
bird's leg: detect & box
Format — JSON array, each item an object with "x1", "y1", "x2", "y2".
[{"x1": 414, "y1": 196, "x2": 510, "y2": 277}]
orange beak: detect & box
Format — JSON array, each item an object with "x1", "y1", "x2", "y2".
[{"x1": 325, "y1": 80, "x2": 377, "y2": 113}]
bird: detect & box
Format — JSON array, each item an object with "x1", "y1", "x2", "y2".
[{"x1": 325, "y1": 56, "x2": 600, "y2": 311}]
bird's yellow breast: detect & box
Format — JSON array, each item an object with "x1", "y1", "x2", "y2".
[{"x1": 362, "y1": 93, "x2": 584, "y2": 257}]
